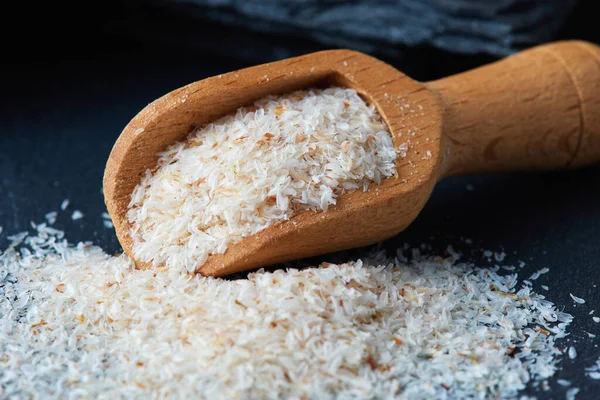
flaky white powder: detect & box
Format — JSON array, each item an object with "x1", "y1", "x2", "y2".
[
  {"x1": 0, "y1": 224, "x2": 572, "y2": 399},
  {"x1": 44, "y1": 211, "x2": 58, "y2": 225},
  {"x1": 127, "y1": 87, "x2": 397, "y2": 273},
  {"x1": 566, "y1": 387, "x2": 580, "y2": 400},
  {"x1": 587, "y1": 358, "x2": 600, "y2": 380},
  {"x1": 570, "y1": 293, "x2": 585, "y2": 304},
  {"x1": 102, "y1": 211, "x2": 114, "y2": 229},
  {"x1": 589, "y1": 372, "x2": 600, "y2": 380},
  {"x1": 60, "y1": 199, "x2": 70, "y2": 211}
]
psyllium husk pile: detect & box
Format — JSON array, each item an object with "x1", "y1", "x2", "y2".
[
  {"x1": 0, "y1": 88, "x2": 573, "y2": 399},
  {"x1": 127, "y1": 87, "x2": 397, "y2": 273},
  {"x1": 1, "y1": 226, "x2": 572, "y2": 399}
]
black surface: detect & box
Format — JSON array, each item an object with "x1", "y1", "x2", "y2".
[
  {"x1": 138, "y1": 0, "x2": 576, "y2": 57},
  {"x1": 2, "y1": 2, "x2": 600, "y2": 398}
]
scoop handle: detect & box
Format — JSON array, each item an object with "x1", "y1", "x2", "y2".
[{"x1": 428, "y1": 40, "x2": 600, "y2": 177}]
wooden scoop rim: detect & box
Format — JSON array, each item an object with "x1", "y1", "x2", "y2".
[{"x1": 103, "y1": 49, "x2": 443, "y2": 276}]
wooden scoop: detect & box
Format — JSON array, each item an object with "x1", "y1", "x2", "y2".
[{"x1": 104, "y1": 40, "x2": 600, "y2": 277}]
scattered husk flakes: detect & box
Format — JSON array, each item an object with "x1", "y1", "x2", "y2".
[
  {"x1": 0, "y1": 87, "x2": 573, "y2": 399},
  {"x1": 0, "y1": 224, "x2": 571, "y2": 399}
]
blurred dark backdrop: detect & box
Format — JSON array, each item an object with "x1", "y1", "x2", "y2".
[{"x1": 3, "y1": 0, "x2": 599, "y2": 78}]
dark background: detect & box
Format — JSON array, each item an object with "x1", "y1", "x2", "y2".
[{"x1": 1, "y1": 1, "x2": 599, "y2": 398}]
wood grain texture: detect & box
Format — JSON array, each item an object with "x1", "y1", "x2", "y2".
[
  {"x1": 104, "y1": 40, "x2": 600, "y2": 277},
  {"x1": 429, "y1": 41, "x2": 600, "y2": 177},
  {"x1": 563, "y1": 41, "x2": 600, "y2": 168}
]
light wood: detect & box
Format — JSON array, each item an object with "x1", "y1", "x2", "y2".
[
  {"x1": 429, "y1": 40, "x2": 600, "y2": 176},
  {"x1": 104, "y1": 40, "x2": 600, "y2": 277}
]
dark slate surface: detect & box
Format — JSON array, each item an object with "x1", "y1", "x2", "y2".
[
  {"x1": 1, "y1": 2, "x2": 600, "y2": 398},
  {"x1": 134, "y1": 0, "x2": 576, "y2": 58}
]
